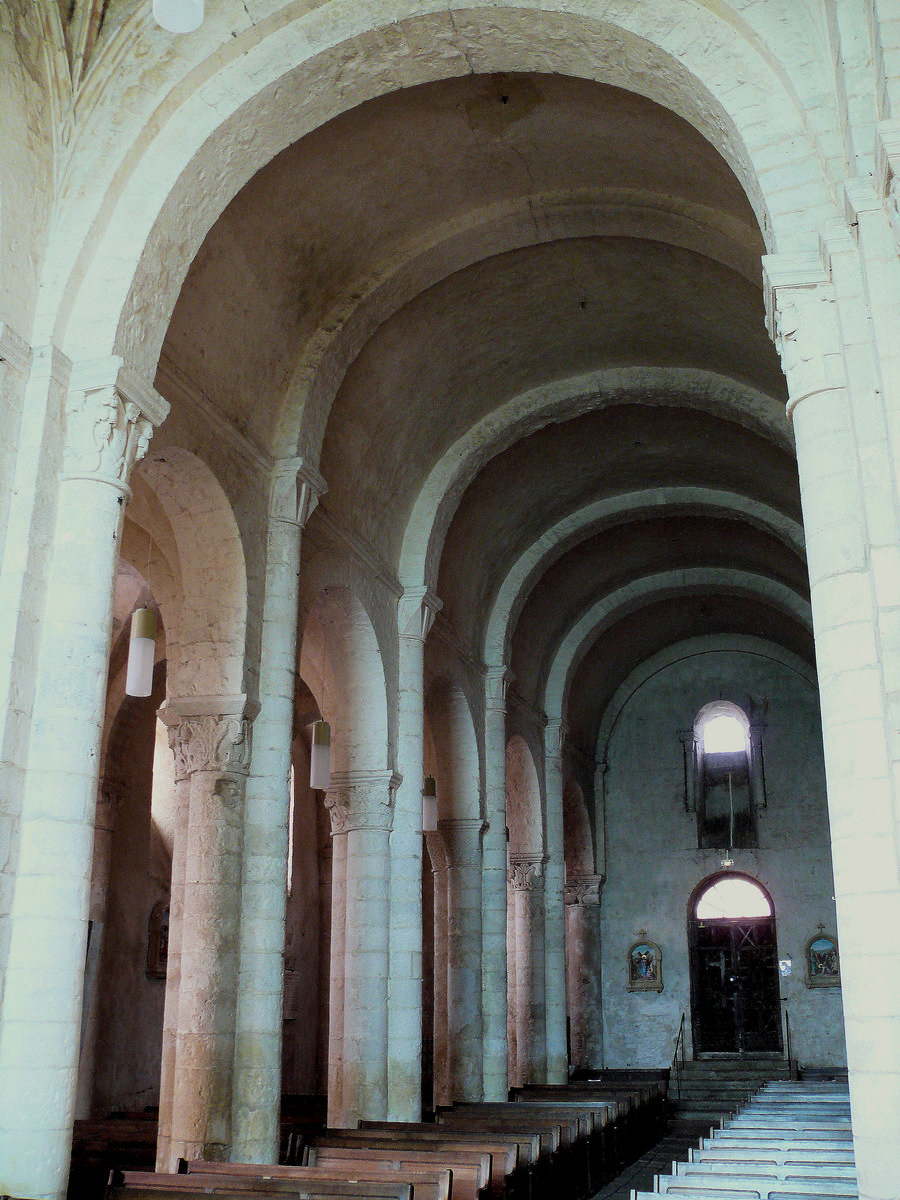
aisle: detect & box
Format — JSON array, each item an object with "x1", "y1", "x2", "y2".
[{"x1": 591, "y1": 1121, "x2": 711, "y2": 1200}]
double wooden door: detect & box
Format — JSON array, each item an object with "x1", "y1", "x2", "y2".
[{"x1": 690, "y1": 917, "x2": 782, "y2": 1054}]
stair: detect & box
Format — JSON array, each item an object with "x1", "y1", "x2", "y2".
[{"x1": 668, "y1": 1054, "x2": 791, "y2": 1123}]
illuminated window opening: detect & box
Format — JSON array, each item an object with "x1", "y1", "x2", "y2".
[
  {"x1": 695, "y1": 875, "x2": 772, "y2": 920},
  {"x1": 701, "y1": 713, "x2": 748, "y2": 754}
]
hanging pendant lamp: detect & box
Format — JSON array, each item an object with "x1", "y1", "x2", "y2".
[
  {"x1": 422, "y1": 775, "x2": 438, "y2": 833},
  {"x1": 310, "y1": 720, "x2": 331, "y2": 790},
  {"x1": 153, "y1": 0, "x2": 204, "y2": 33},
  {"x1": 125, "y1": 607, "x2": 157, "y2": 697}
]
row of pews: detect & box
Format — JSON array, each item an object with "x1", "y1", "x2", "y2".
[
  {"x1": 102, "y1": 1072, "x2": 668, "y2": 1200},
  {"x1": 632, "y1": 1079, "x2": 857, "y2": 1200}
]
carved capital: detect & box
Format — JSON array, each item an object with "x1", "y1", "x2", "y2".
[
  {"x1": 399, "y1": 587, "x2": 442, "y2": 641},
  {"x1": 424, "y1": 829, "x2": 451, "y2": 874},
  {"x1": 875, "y1": 120, "x2": 900, "y2": 255},
  {"x1": 158, "y1": 695, "x2": 258, "y2": 781},
  {"x1": 545, "y1": 719, "x2": 568, "y2": 761},
  {"x1": 63, "y1": 359, "x2": 168, "y2": 492},
  {"x1": 508, "y1": 853, "x2": 546, "y2": 891},
  {"x1": 762, "y1": 254, "x2": 847, "y2": 417},
  {"x1": 324, "y1": 770, "x2": 400, "y2": 835},
  {"x1": 485, "y1": 664, "x2": 514, "y2": 714},
  {"x1": 565, "y1": 874, "x2": 604, "y2": 907},
  {"x1": 270, "y1": 456, "x2": 327, "y2": 525},
  {"x1": 440, "y1": 818, "x2": 487, "y2": 868}
]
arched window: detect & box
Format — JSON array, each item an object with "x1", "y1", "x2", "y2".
[{"x1": 682, "y1": 702, "x2": 766, "y2": 850}]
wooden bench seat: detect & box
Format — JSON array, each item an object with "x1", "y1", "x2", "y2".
[
  {"x1": 653, "y1": 1170, "x2": 858, "y2": 1198},
  {"x1": 358, "y1": 1120, "x2": 536, "y2": 1200},
  {"x1": 713, "y1": 1128, "x2": 853, "y2": 1143},
  {"x1": 310, "y1": 1131, "x2": 516, "y2": 1200},
  {"x1": 693, "y1": 1144, "x2": 856, "y2": 1165},
  {"x1": 303, "y1": 1145, "x2": 490, "y2": 1200},
  {"x1": 175, "y1": 1160, "x2": 453, "y2": 1200},
  {"x1": 674, "y1": 1161, "x2": 858, "y2": 1182},
  {"x1": 439, "y1": 1101, "x2": 595, "y2": 1199},
  {"x1": 107, "y1": 1170, "x2": 416, "y2": 1200}
]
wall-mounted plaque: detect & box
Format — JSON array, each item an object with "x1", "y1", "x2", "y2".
[
  {"x1": 805, "y1": 934, "x2": 840, "y2": 988},
  {"x1": 628, "y1": 940, "x2": 663, "y2": 992}
]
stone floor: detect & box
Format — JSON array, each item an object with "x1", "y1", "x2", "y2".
[{"x1": 592, "y1": 1121, "x2": 713, "y2": 1200}]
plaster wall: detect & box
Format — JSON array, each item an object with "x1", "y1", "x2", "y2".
[{"x1": 600, "y1": 647, "x2": 845, "y2": 1072}]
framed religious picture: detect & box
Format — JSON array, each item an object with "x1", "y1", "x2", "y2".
[
  {"x1": 805, "y1": 933, "x2": 840, "y2": 988},
  {"x1": 627, "y1": 939, "x2": 663, "y2": 992}
]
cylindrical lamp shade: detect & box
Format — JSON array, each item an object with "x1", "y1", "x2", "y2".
[
  {"x1": 422, "y1": 775, "x2": 438, "y2": 832},
  {"x1": 126, "y1": 607, "x2": 157, "y2": 697},
  {"x1": 310, "y1": 720, "x2": 331, "y2": 790},
  {"x1": 153, "y1": 0, "x2": 204, "y2": 32}
]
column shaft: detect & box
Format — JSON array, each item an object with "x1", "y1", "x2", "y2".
[
  {"x1": 168, "y1": 708, "x2": 253, "y2": 1162},
  {"x1": 388, "y1": 589, "x2": 438, "y2": 1120},
  {"x1": 0, "y1": 364, "x2": 164, "y2": 1200},
  {"x1": 156, "y1": 768, "x2": 191, "y2": 1170},
  {"x1": 482, "y1": 669, "x2": 510, "y2": 1100},
  {"x1": 443, "y1": 819, "x2": 485, "y2": 1101},
  {"x1": 564, "y1": 877, "x2": 604, "y2": 1071},
  {"x1": 766, "y1": 247, "x2": 900, "y2": 1200},
  {"x1": 233, "y1": 461, "x2": 323, "y2": 1161},
  {"x1": 325, "y1": 772, "x2": 396, "y2": 1127},
  {"x1": 543, "y1": 726, "x2": 568, "y2": 1084},
  {"x1": 425, "y1": 834, "x2": 451, "y2": 1108}
]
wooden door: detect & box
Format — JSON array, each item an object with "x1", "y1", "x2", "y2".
[{"x1": 691, "y1": 917, "x2": 782, "y2": 1054}]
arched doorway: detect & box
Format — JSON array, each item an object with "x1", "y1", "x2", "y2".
[{"x1": 689, "y1": 874, "x2": 783, "y2": 1056}]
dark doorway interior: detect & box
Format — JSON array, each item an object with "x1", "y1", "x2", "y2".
[{"x1": 690, "y1": 915, "x2": 783, "y2": 1055}]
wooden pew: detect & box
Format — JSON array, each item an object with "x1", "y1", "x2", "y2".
[
  {"x1": 652, "y1": 1171, "x2": 859, "y2": 1198},
  {"x1": 309, "y1": 1132, "x2": 514, "y2": 1200},
  {"x1": 358, "y1": 1121, "x2": 535, "y2": 1200},
  {"x1": 106, "y1": 1169, "x2": 416, "y2": 1200},
  {"x1": 175, "y1": 1161, "x2": 453, "y2": 1200},
  {"x1": 673, "y1": 1160, "x2": 858, "y2": 1183},
  {"x1": 510, "y1": 1095, "x2": 621, "y2": 1187},
  {"x1": 303, "y1": 1145, "x2": 491, "y2": 1200},
  {"x1": 438, "y1": 1103, "x2": 588, "y2": 1199},
  {"x1": 692, "y1": 1141, "x2": 856, "y2": 1165}
]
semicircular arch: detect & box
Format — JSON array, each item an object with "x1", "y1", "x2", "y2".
[
  {"x1": 400, "y1": 369, "x2": 793, "y2": 592},
  {"x1": 543, "y1": 568, "x2": 813, "y2": 720},
  {"x1": 596, "y1": 633, "x2": 817, "y2": 760},
  {"x1": 50, "y1": 4, "x2": 835, "y2": 385},
  {"x1": 483, "y1": 487, "x2": 806, "y2": 666}
]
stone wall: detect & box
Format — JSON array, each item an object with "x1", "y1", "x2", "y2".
[{"x1": 600, "y1": 645, "x2": 845, "y2": 1071}]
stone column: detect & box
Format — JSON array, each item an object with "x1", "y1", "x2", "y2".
[
  {"x1": 482, "y1": 665, "x2": 511, "y2": 1100},
  {"x1": 166, "y1": 701, "x2": 256, "y2": 1163},
  {"x1": 388, "y1": 588, "x2": 440, "y2": 1120},
  {"x1": 232, "y1": 459, "x2": 325, "y2": 1162},
  {"x1": 543, "y1": 721, "x2": 568, "y2": 1084},
  {"x1": 75, "y1": 780, "x2": 125, "y2": 1120},
  {"x1": 155, "y1": 730, "x2": 191, "y2": 1170},
  {"x1": 765, "y1": 238, "x2": 900, "y2": 1200},
  {"x1": 442, "y1": 818, "x2": 486, "y2": 1101},
  {"x1": 565, "y1": 875, "x2": 604, "y2": 1072},
  {"x1": 325, "y1": 770, "x2": 398, "y2": 1127},
  {"x1": 317, "y1": 835, "x2": 334, "y2": 1092},
  {"x1": 326, "y1": 827, "x2": 348, "y2": 1126},
  {"x1": 509, "y1": 855, "x2": 547, "y2": 1086},
  {"x1": 424, "y1": 831, "x2": 451, "y2": 1107},
  {"x1": 0, "y1": 359, "x2": 166, "y2": 1200}
]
